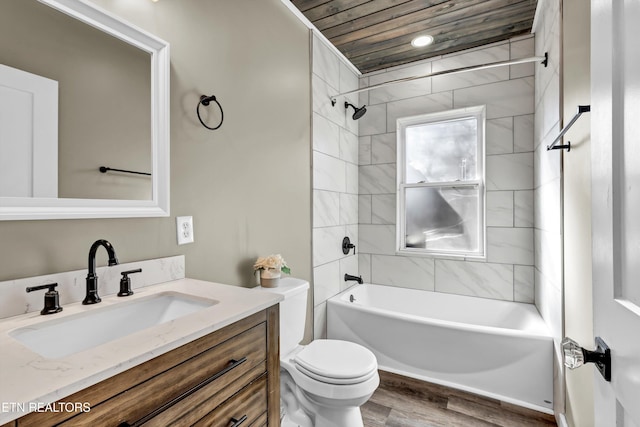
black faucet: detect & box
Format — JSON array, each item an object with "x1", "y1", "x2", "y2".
[
  {"x1": 83, "y1": 239, "x2": 119, "y2": 305},
  {"x1": 344, "y1": 273, "x2": 363, "y2": 284},
  {"x1": 118, "y1": 268, "x2": 142, "y2": 297},
  {"x1": 26, "y1": 283, "x2": 63, "y2": 315}
]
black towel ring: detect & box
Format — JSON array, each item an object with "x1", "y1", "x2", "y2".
[{"x1": 197, "y1": 94, "x2": 224, "y2": 130}]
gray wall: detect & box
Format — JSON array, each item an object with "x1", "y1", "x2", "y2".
[
  {"x1": 563, "y1": 0, "x2": 594, "y2": 424},
  {"x1": 356, "y1": 37, "x2": 536, "y2": 303},
  {"x1": 0, "y1": 0, "x2": 313, "y2": 329}
]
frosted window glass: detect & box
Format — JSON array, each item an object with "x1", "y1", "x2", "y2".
[
  {"x1": 404, "y1": 186, "x2": 479, "y2": 253},
  {"x1": 405, "y1": 118, "x2": 478, "y2": 183}
]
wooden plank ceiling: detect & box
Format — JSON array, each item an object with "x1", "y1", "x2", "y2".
[{"x1": 292, "y1": 0, "x2": 538, "y2": 74}]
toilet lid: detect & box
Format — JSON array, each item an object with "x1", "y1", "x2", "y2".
[
  {"x1": 294, "y1": 361, "x2": 378, "y2": 385},
  {"x1": 293, "y1": 340, "x2": 377, "y2": 384}
]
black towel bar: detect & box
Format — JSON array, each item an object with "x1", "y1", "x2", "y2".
[
  {"x1": 547, "y1": 105, "x2": 591, "y2": 152},
  {"x1": 99, "y1": 166, "x2": 151, "y2": 176}
]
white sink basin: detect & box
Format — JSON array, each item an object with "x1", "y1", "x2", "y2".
[{"x1": 10, "y1": 292, "x2": 217, "y2": 359}]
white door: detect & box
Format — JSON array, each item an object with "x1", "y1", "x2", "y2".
[
  {"x1": 591, "y1": 0, "x2": 640, "y2": 425},
  {"x1": 0, "y1": 64, "x2": 58, "y2": 198}
]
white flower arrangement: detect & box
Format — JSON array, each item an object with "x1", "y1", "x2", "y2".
[{"x1": 253, "y1": 254, "x2": 291, "y2": 275}]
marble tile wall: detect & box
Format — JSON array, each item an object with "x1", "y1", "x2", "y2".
[
  {"x1": 0, "y1": 256, "x2": 185, "y2": 319},
  {"x1": 357, "y1": 36, "x2": 536, "y2": 304},
  {"x1": 532, "y1": 0, "x2": 564, "y2": 414},
  {"x1": 311, "y1": 33, "x2": 360, "y2": 339}
]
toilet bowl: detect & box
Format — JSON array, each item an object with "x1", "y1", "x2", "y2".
[
  {"x1": 281, "y1": 340, "x2": 379, "y2": 427},
  {"x1": 254, "y1": 278, "x2": 379, "y2": 427}
]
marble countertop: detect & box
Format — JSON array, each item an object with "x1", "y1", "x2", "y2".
[{"x1": 0, "y1": 278, "x2": 282, "y2": 423}]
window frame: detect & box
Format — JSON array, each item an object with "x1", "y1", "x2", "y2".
[{"x1": 396, "y1": 105, "x2": 486, "y2": 259}]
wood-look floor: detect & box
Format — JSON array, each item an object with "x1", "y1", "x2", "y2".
[{"x1": 362, "y1": 371, "x2": 557, "y2": 427}]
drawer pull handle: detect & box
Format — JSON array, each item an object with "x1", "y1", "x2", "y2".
[
  {"x1": 230, "y1": 415, "x2": 248, "y2": 426},
  {"x1": 122, "y1": 357, "x2": 248, "y2": 426}
]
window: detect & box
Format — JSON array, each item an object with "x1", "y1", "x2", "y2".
[{"x1": 396, "y1": 106, "x2": 485, "y2": 258}]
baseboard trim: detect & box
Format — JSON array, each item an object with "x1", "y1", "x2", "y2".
[{"x1": 556, "y1": 412, "x2": 569, "y2": 427}]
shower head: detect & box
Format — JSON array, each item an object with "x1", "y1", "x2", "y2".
[{"x1": 345, "y1": 102, "x2": 367, "y2": 120}]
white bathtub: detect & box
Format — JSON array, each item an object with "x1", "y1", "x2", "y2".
[{"x1": 326, "y1": 284, "x2": 553, "y2": 413}]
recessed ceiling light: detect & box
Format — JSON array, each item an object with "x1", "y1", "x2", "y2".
[{"x1": 411, "y1": 35, "x2": 434, "y2": 48}]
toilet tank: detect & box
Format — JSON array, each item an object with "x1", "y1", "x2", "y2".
[{"x1": 253, "y1": 277, "x2": 309, "y2": 356}]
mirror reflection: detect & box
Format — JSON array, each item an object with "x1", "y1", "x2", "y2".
[{"x1": 0, "y1": 0, "x2": 152, "y2": 201}]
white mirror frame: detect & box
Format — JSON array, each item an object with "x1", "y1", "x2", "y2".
[{"x1": 0, "y1": 0, "x2": 170, "y2": 220}]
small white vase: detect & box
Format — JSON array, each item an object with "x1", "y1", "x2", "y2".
[{"x1": 260, "y1": 268, "x2": 281, "y2": 288}]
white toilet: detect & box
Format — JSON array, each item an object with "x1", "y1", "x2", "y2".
[{"x1": 255, "y1": 277, "x2": 379, "y2": 427}]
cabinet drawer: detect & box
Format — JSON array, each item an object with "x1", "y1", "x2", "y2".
[
  {"x1": 249, "y1": 412, "x2": 267, "y2": 427},
  {"x1": 193, "y1": 374, "x2": 268, "y2": 427},
  {"x1": 140, "y1": 364, "x2": 265, "y2": 426},
  {"x1": 59, "y1": 323, "x2": 266, "y2": 427}
]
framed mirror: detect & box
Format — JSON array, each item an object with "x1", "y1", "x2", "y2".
[{"x1": 0, "y1": 0, "x2": 170, "y2": 220}]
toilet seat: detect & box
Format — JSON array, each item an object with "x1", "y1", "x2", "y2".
[
  {"x1": 294, "y1": 362, "x2": 377, "y2": 385},
  {"x1": 293, "y1": 340, "x2": 377, "y2": 385}
]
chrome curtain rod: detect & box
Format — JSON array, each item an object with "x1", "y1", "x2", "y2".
[{"x1": 330, "y1": 53, "x2": 548, "y2": 106}]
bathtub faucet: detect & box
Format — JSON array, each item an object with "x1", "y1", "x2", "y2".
[{"x1": 344, "y1": 273, "x2": 363, "y2": 284}]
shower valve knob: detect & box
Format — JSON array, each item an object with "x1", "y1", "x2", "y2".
[{"x1": 342, "y1": 236, "x2": 356, "y2": 255}]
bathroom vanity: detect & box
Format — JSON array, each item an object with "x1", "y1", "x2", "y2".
[{"x1": 0, "y1": 278, "x2": 282, "y2": 426}]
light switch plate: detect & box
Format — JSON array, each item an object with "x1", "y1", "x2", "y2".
[{"x1": 176, "y1": 216, "x2": 194, "y2": 245}]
